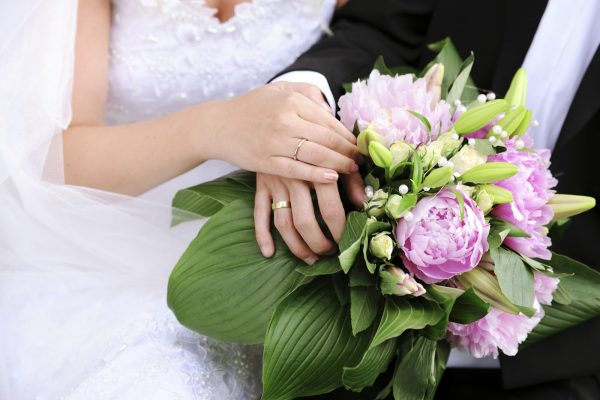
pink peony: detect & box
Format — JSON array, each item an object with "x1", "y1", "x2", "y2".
[
  {"x1": 446, "y1": 272, "x2": 559, "y2": 358},
  {"x1": 447, "y1": 304, "x2": 543, "y2": 358},
  {"x1": 490, "y1": 135, "x2": 557, "y2": 259},
  {"x1": 395, "y1": 189, "x2": 490, "y2": 284},
  {"x1": 534, "y1": 272, "x2": 560, "y2": 306},
  {"x1": 338, "y1": 70, "x2": 453, "y2": 147}
]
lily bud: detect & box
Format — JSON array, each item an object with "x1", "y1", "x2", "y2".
[
  {"x1": 548, "y1": 194, "x2": 596, "y2": 221},
  {"x1": 453, "y1": 99, "x2": 508, "y2": 134},
  {"x1": 390, "y1": 141, "x2": 412, "y2": 165},
  {"x1": 460, "y1": 162, "x2": 518, "y2": 184},
  {"x1": 365, "y1": 189, "x2": 388, "y2": 218},
  {"x1": 357, "y1": 127, "x2": 385, "y2": 155},
  {"x1": 385, "y1": 193, "x2": 417, "y2": 219},
  {"x1": 505, "y1": 68, "x2": 528, "y2": 108},
  {"x1": 369, "y1": 141, "x2": 393, "y2": 168},
  {"x1": 449, "y1": 146, "x2": 487, "y2": 175},
  {"x1": 379, "y1": 266, "x2": 426, "y2": 297},
  {"x1": 497, "y1": 105, "x2": 527, "y2": 136},
  {"x1": 454, "y1": 266, "x2": 521, "y2": 315},
  {"x1": 424, "y1": 63, "x2": 444, "y2": 106},
  {"x1": 369, "y1": 232, "x2": 394, "y2": 260},
  {"x1": 478, "y1": 184, "x2": 514, "y2": 204},
  {"x1": 514, "y1": 109, "x2": 532, "y2": 138},
  {"x1": 422, "y1": 167, "x2": 453, "y2": 189}
]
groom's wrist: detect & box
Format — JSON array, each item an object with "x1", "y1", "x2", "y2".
[{"x1": 272, "y1": 71, "x2": 336, "y2": 115}]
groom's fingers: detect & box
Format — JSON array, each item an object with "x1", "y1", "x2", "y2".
[
  {"x1": 343, "y1": 172, "x2": 367, "y2": 209},
  {"x1": 254, "y1": 187, "x2": 274, "y2": 258},
  {"x1": 287, "y1": 181, "x2": 335, "y2": 255},
  {"x1": 314, "y1": 183, "x2": 346, "y2": 243}
]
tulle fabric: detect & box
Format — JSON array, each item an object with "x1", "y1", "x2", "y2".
[{"x1": 0, "y1": 1, "x2": 203, "y2": 398}]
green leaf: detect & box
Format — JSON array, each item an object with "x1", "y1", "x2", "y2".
[
  {"x1": 447, "y1": 52, "x2": 474, "y2": 106},
  {"x1": 490, "y1": 218, "x2": 531, "y2": 238},
  {"x1": 296, "y1": 256, "x2": 342, "y2": 277},
  {"x1": 349, "y1": 262, "x2": 375, "y2": 287},
  {"x1": 167, "y1": 199, "x2": 304, "y2": 344},
  {"x1": 411, "y1": 150, "x2": 423, "y2": 193},
  {"x1": 392, "y1": 335, "x2": 449, "y2": 400},
  {"x1": 424, "y1": 286, "x2": 488, "y2": 339},
  {"x1": 262, "y1": 278, "x2": 373, "y2": 400},
  {"x1": 332, "y1": 272, "x2": 350, "y2": 306},
  {"x1": 343, "y1": 338, "x2": 397, "y2": 392},
  {"x1": 491, "y1": 247, "x2": 535, "y2": 308},
  {"x1": 373, "y1": 56, "x2": 393, "y2": 75},
  {"x1": 362, "y1": 219, "x2": 392, "y2": 274},
  {"x1": 425, "y1": 38, "x2": 477, "y2": 100},
  {"x1": 471, "y1": 138, "x2": 497, "y2": 156},
  {"x1": 350, "y1": 285, "x2": 381, "y2": 335},
  {"x1": 406, "y1": 110, "x2": 432, "y2": 132},
  {"x1": 339, "y1": 212, "x2": 369, "y2": 273},
  {"x1": 370, "y1": 298, "x2": 444, "y2": 349},
  {"x1": 450, "y1": 188, "x2": 465, "y2": 220},
  {"x1": 547, "y1": 252, "x2": 600, "y2": 300},
  {"x1": 171, "y1": 170, "x2": 255, "y2": 225},
  {"x1": 487, "y1": 226, "x2": 510, "y2": 250},
  {"x1": 522, "y1": 298, "x2": 600, "y2": 348}
]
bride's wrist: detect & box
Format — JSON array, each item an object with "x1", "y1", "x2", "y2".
[{"x1": 185, "y1": 100, "x2": 229, "y2": 163}]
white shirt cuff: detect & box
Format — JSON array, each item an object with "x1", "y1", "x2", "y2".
[{"x1": 272, "y1": 71, "x2": 336, "y2": 115}]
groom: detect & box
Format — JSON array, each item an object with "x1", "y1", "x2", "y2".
[{"x1": 276, "y1": 0, "x2": 600, "y2": 398}]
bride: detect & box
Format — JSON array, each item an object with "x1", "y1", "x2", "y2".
[{"x1": 0, "y1": 0, "x2": 355, "y2": 398}]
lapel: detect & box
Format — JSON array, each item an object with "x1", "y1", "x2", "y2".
[
  {"x1": 555, "y1": 47, "x2": 600, "y2": 149},
  {"x1": 490, "y1": 0, "x2": 548, "y2": 94}
]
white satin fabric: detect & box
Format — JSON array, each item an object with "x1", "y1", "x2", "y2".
[{"x1": 0, "y1": 0, "x2": 334, "y2": 398}]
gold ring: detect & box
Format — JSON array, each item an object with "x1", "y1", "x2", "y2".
[
  {"x1": 292, "y1": 138, "x2": 308, "y2": 161},
  {"x1": 272, "y1": 200, "x2": 291, "y2": 210}
]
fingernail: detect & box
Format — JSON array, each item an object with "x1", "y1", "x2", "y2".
[
  {"x1": 324, "y1": 172, "x2": 339, "y2": 181},
  {"x1": 350, "y1": 163, "x2": 359, "y2": 172},
  {"x1": 304, "y1": 256, "x2": 319, "y2": 265},
  {"x1": 260, "y1": 245, "x2": 272, "y2": 257}
]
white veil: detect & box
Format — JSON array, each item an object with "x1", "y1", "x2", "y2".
[{"x1": 0, "y1": 1, "x2": 201, "y2": 397}]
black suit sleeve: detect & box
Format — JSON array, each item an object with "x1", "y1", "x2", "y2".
[{"x1": 279, "y1": 0, "x2": 437, "y2": 101}]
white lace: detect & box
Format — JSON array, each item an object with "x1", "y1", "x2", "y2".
[{"x1": 54, "y1": 1, "x2": 335, "y2": 399}]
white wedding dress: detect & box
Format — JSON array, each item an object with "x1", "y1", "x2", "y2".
[{"x1": 0, "y1": 0, "x2": 335, "y2": 399}]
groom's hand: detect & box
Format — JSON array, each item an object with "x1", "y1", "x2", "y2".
[{"x1": 254, "y1": 173, "x2": 366, "y2": 265}]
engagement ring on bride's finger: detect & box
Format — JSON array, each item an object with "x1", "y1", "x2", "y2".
[
  {"x1": 272, "y1": 200, "x2": 291, "y2": 210},
  {"x1": 291, "y1": 138, "x2": 308, "y2": 161}
]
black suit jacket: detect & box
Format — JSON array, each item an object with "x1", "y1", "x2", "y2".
[{"x1": 282, "y1": 0, "x2": 600, "y2": 390}]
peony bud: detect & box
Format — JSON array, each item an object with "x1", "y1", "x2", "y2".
[
  {"x1": 390, "y1": 141, "x2": 413, "y2": 166},
  {"x1": 422, "y1": 167, "x2": 453, "y2": 189},
  {"x1": 460, "y1": 162, "x2": 518, "y2": 184},
  {"x1": 477, "y1": 184, "x2": 514, "y2": 205},
  {"x1": 379, "y1": 266, "x2": 426, "y2": 297},
  {"x1": 449, "y1": 146, "x2": 488, "y2": 175},
  {"x1": 357, "y1": 127, "x2": 385, "y2": 155},
  {"x1": 548, "y1": 194, "x2": 596, "y2": 221},
  {"x1": 365, "y1": 189, "x2": 388, "y2": 218},
  {"x1": 505, "y1": 68, "x2": 528, "y2": 108},
  {"x1": 369, "y1": 232, "x2": 394, "y2": 260},
  {"x1": 424, "y1": 63, "x2": 444, "y2": 106},
  {"x1": 475, "y1": 188, "x2": 494, "y2": 214},
  {"x1": 453, "y1": 99, "x2": 508, "y2": 134},
  {"x1": 454, "y1": 266, "x2": 521, "y2": 315},
  {"x1": 385, "y1": 193, "x2": 417, "y2": 219},
  {"x1": 369, "y1": 141, "x2": 393, "y2": 168}
]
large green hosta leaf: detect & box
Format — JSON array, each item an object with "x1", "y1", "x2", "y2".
[
  {"x1": 167, "y1": 199, "x2": 305, "y2": 344},
  {"x1": 171, "y1": 170, "x2": 255, "y2": 225},
  {"x1": 262, "y1": 278, "x2": 373, "y2": 400}
]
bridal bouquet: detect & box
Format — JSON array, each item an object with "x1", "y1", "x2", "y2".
[{"x1": 168, "y1": 39, "x2": 599, "y2": 400}]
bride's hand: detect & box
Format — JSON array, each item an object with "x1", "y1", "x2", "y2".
[
  {"x1": 207, "y1": 82, "x2": 360, "y2": 183},
  {"x1": 254, "y1": 172, "x2": 365, "y2": 265}
]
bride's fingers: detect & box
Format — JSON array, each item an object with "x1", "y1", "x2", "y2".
[
  {"x1": 314, "y1": 183, "x2": 346, "y2": 242},
  {"x1": 282, "y1": 82, "x2": 331, "y2": 112},
  {"x1": 294, "y1": 94, "x2": 356, "y2": 144},
  {"x1": 294, "y1": 140, "x2": 358, "y2": 174},
  {"x1": 287, "y1": 180, "x2": 336, "y2": 255},
  {"x1": 254, "y1": 187, "x2": 274, "y2": 257},
  {"x1": 271, "y1": 186, "x2": 318, "y2": 265},
  {"x1": 269, "y1": 157, "x2": 339, "y2": 183},
  {"x1": 301, "y1": 122, "x2": 361, "y2": 162}
]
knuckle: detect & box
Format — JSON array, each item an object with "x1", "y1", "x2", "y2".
[
  {"x1": 309, "y1": 145, "x2": 325, "y2": 161},
  {"x1": 274, "y1": 213, "x2": 291, "y2": 230},
  {"x1": 320, "y1": 202, "x2": 343, "y2": 221},
  {"x1": 292, "y1": 247, "x2": 312, "y2": 261},
  {"x1": 294, "y1": 213, "x2": 313, "y2": 231}
]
